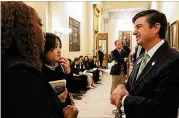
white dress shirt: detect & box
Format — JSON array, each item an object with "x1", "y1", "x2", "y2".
[
  {"x1": 121, "y1": 39, "x2": 165, "y2": 106},
  {"x1": 136, "y1": 45, "x2": 142, "y2": 58}
]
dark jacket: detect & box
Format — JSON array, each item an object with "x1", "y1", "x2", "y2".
[
  {"x1": 123, "y1": 45, "x2": 131, "y2": 57},
  {"x1": 41, "y1": 64, "x2": 72, "y2": 106},
  {"x1": 133, "y1": 45, "x2": 145, "y2": 63},
  {"x1": 124, "y1": 42, "x2": 179, "y2": 118},
  {"x1": 110, "y1": 48, "x2": 128, "y2": 75},
  {"x1": 2, "y1": 56, "x2": 64, "y2": 118},
  {"x1": 98, "y1": 50, "x2": 104, "y2": 61},
  {"x1": 83, "y1": 61, "x2": 90, "y2": 70},
  {"x1": 78, "y1": 62, "x2": 86, "y2": 72},
  {"x1": 71, "y1": 64, "x2": 81, "y2": 75},
  {"x1": 89, "y1": 60, "x2": 100, "y2": 69}
]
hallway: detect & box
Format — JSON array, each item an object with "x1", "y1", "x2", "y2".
[{"x1": 74, "y1": 70, "x2": 118, "y2": 118}]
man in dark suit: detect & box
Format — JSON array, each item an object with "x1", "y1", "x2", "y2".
[
  {"x1": 110, "y1": 40, "x2": 129, "y2": 117},
  {"x1": 110, "y1": 40, "x2": 128, "y2": 95},
  {"x1": 111, "y1": 9, "x2": 179, "y2": 118},
  {"x1": 98, "y1": 46, "x2": 104, "y2": 67},
  {"x1": 132, "y1": 45, "x2": 145, "y2": 63}
]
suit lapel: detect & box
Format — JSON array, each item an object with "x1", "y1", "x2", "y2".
[
  {"x1": 131, "y1": 41, "x2": 168, "y2": 91},
  {"x1": 131, "y1": 57, "x2": 158, "y2": 90},
  {"x1": 129, "y1": 62, "x2": 141, "y2": 90},
  {"x1": 128, "y1": 54, "x2": 144, "y2": 90}
]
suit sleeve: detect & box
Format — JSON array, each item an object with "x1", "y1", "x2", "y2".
[{"x1": 124, "y1": 59, "x2": 179, "y2": 116}]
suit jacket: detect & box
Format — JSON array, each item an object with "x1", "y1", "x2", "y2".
[
  {"x1": 110, "y1": 48, "x2": 128, "y2": 75},
  {"x1": 83, "y1": 61, "x2": 90, "y2": 70},
  {"x1": 123, "y1": 45, "x2": 131, "y2": 57},
  {"x1": 124, "y1": 41, "x2": 179, "y2": 118},
  {"x1": 41, "y1": 64, "x2": 72, "y2": 106},
  {"x1": 89, "y1": 60, "x2": 100, "y2": 69},
  {"x1": 133, "y1": 45, "x2": 145, "y2": 63},
  {"x1": 70, "y1": 64, "x2": 81, "y2": 75},
  {"x1": 2, "y1": 56, "x2": 64, "y2": 118},
  {"x1": 98, "y1": 50, "x2": 104, "y2": 61},
  {"x1": 42, "y1": 63, "x2": 73, "y2": 85},
  {"x1": 79, "y1": 62, "x2": 85, "y2": 72}
]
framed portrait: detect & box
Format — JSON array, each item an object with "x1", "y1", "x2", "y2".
[
  {"x1": 171, "y1": 20, "x2": 179, "y2": 50},
  {"x1": 119, "y1": 31, "x2": 132, "y2": 49},
  {"x1": 69, "y1": 17, "x2": 80, "y2": 51}
]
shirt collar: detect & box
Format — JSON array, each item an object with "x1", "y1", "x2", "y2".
[
  {"x1": 145, "y1": 39, "x2": 165, "y2": 58},
  {"x1": 44, "y1": 64, "x2": 56, "y2": 71}
]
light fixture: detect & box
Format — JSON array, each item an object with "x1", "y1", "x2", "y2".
[{"x1": 54, "y1": 27, "x2": 72, "y2": 39}]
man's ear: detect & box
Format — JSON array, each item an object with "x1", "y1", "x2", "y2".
[{"x1": 153, "y1": 23, "x2": 161, "y2": 35}]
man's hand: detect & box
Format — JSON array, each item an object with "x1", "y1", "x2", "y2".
[
  {"x1": 124, "y1": 57, "x2": 129, "y2": 62},
  {"x1": 111, "y1": 84, "x2": 129, "y2": 106},
  {"x1": 64, "y1": 105, "x2": 78, "y2": 118},
  {"x1": 58, "y1": 88, "x2": 68, "y2": 102},
  {"x1": 59, "y1": 57, "x2": 71, "y2": 74}
]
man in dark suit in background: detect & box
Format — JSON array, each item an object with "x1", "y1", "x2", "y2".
[
  {"x1": 111, "y1": 9, "x2": 179, "y2": 118},
  {"x1": 98, "y1": 46, "x2": 104, "y2": 67},
  {"x1": 132, "y1": 45, "x2": 145, "y2": 64},
  {"x1": 110, "y1": 40, "x2": 128, "y2": 95},
  {"x1": 110, "y1": 40, "x2": 129, "y2": 117}
]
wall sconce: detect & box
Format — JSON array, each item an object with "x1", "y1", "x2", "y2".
[{"x1": 54, "y1": 27, "x2": 72, "y2": 39}]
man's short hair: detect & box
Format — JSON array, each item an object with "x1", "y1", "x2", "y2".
[
  {"x1": 115, "y1": 40, "x2": 123, "y2": 45},
  {"x1": 132, "y1": 9, "x2": 167, "y2": 39}
]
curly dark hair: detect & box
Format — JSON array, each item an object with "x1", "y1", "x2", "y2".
[{"x1": 1, "y1": 2, "x2": 42, "y2": 69}]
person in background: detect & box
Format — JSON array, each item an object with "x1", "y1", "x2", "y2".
[
  {"x1": 98, "y1": 46, "x2": 104, "y2": 67},
  {"x1": 132, "y1": 45, "x2": 145, "y2": 64},
  {"x1": 90, "y1": 56, "x2": 101, "y2": 68},
  {"x1": 79, "y1": 55, "x2": 84, "y2": 61},
  {"x1": 1, "y1": 2, "x2": 78, "y2": 118},
  {"x1": 42, "y1": 32, "x2": 76, "y2": 104},
  {"x1": 111, "y1": 9, "x2": 179, "y2": 118},
  {"x1": 110, "y1": 40, "x2": 128, "y2": 117},
  {"x1": 110, "y1": 40, "x2": 128, "y2": 95},
  {"x1": 71, "y1": 58, "x2": 95, "y2": 89},
  {"x1": 84, "y1": 56, "x2": 101, "y2": 84},
  {"x1": 42, "y1": 32, "x2": 83, "y2": 100},
  {"x1": 123, "y1": 45, "x2": 131, "y2": 77},
  {"x1": 90, "y1": 56, "x2": 103, "y2": 77}
]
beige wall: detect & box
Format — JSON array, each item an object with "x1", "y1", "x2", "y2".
[
  {"x1": 87, "y1": 2, "x2": 94, "y2": 55},
  {"x1": 24, "y1": 2, "x2": 93, "y2": 60},
  {"x1": 158, "y1": 2, "x2": 179, "y2": 23},
  {"x1": 151, "y1": 1, "x2": 179, "y2": 24},
  {"x1": 107, "y1": 11, "x2": 140, "y2": 54}
]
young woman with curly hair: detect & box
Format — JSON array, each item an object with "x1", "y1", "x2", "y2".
[{"x1": 1, "y1": 2, "x2": 78, "y2": 118}]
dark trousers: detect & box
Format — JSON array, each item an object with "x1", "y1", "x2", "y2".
[
  {"x1": 123, "y1": 62, "x2": 127, "y2": 75},
  {"x1": 99, "y1": 59, "x2": 103, "y2": 67}
]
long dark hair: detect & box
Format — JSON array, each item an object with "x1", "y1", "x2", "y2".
[
  {"x1": 42, "y1": 33, "x2": 62, "y2": 64},
  {"x1": 44, "y1": 33, "x2": 62, "y2": 55},
  {"x1": 1, "y1": 2, "x2": 42, "y2": 69},
  {"x1": 72, "y1": 58, "x2": 79, "y2": 65}
]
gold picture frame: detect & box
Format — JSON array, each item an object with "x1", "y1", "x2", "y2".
[
  {"x1": 119, "y1": 31, "x2": 132, "y2": 50},
  {"x1": 171, "y1": 20, "x2": 179, "y2": 50},
  {"x1": 69, "y1": 17, "x2": 80, "y2": 52}
]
